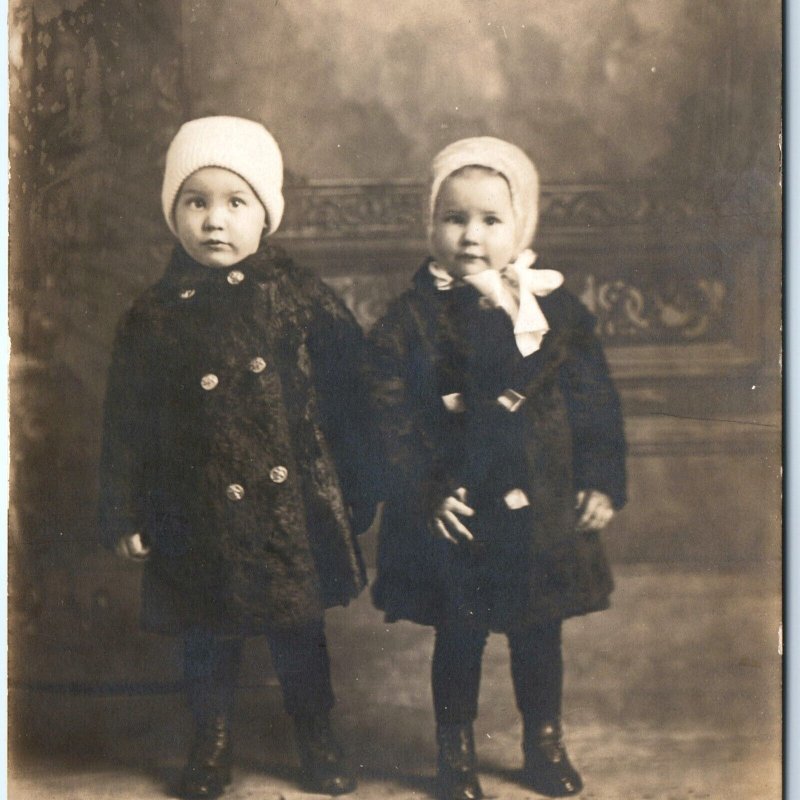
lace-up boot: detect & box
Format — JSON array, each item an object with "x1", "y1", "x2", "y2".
[
  {"x1": 436, "y1": 723, "x2": 483, "y2": 800},
  {"x1": 294, "y1": 713, "x2": 357, "y2": 795},
  {"x1": 521, "y1": 719, "x2": 583, "y2": 797},
  {"x1": 177, "y1": 714, "x2": 232, "y2": 799}
]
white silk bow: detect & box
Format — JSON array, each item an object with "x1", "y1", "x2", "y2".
[{"x1": 429, "y1": 250, "x2": 564, "y2": 356}]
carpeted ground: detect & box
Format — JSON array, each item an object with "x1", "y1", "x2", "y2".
[{"x1": 9, "y1": 563, "x2": 782, "y2": 799}]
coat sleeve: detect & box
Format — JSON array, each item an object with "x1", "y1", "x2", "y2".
[
  {"x1": 362, "y1": 300, "x2": 414, "y2": 501},
  {"x1": 97, "y1": 305, "x2": 156, "y2": 549},
  {"x1": 557, "y1": 299, "x2": 628, "y2": 510},
  {"x1": 362, "y1": 297, "x2": 453, "y2": 513},
  {"x1": 304, "y1": 277, "x2": 379, "y2": 532}
]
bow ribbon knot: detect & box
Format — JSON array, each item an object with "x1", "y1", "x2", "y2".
[{"x1": 429, "y1": 250, "x2": 564, "y2": 355}]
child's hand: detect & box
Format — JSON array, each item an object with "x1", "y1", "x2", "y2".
[
  {"x1": 431, "y1": 487, "x2": 475, "y2": 544},
  {"x1": 575, "y1": 490, "x2": 614, "y2": 531},
  {"x1": 115, "y1": 532, "x2": 151, "y2": 561}
]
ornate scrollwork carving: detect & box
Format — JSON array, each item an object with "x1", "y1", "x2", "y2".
[
  {"x1": 578, "y1": 273, "x2": 728, "y2": 343},
  {"x1": 278, "y1": 181, "x2": 700, "y2": 238},
  {"x1": 539, "y1": 185, "x2": 698, "y2": 227},
  {"x1": 281, "y1": 183, "x2": 424, "y2": 237}
]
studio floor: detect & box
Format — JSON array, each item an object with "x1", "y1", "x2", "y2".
[{"x1": 9, "y1": 564, "x2": 782, "y2": 800}]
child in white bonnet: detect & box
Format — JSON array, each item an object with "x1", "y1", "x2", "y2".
[{"x1": 365, "y1": 136, "x2": 627, "y2": 800}]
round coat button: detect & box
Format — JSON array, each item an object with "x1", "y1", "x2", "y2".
[
  {"x1": 269, "y1": 466, "x2": 288, "y2": 484},
  {"x1": 201, "y1": 373, "x2": 219, "y2": 391},
  {"x1": 226, "y1": 483, "x2": 245, "y2": 501},
  {"x1": 248, "y1": 356, "x2": 267, "y2": 373},
  {"x1": 227, "y1": 270, "x2": 245, "y2": 285},
  {"x1": 179, "y1": 288, "x2": 196, "y2": 300}
]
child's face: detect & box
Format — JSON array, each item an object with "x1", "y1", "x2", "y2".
[
  {"x1": 431, "y1": 168, "x2": 517, "y2": 277},
  {"x1": 173, "y1": 167, "x2": 267, "y2": 268}
]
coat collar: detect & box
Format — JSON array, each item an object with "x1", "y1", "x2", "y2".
[
  {"x1": 162, "y1": 240, "x2": 292, "y2": 288},
  {"x1": 412, "y1": 257, "x2": 442, "y2": 294}
]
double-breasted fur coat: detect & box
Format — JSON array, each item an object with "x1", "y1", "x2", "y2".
[
  {"x1": 99, "y1": 243, "x2": 372, "y2": 635},
  {"x1": 363, "y1": 261, "x2": 627, "y2": 632}
]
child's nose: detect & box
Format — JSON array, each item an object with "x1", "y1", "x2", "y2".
[
  {"x1": 461, "y1": 220, "x2": 482, "y2": 243},
  {"x1": 203, "y1": 205, "x2": 225, "y2": 229}
]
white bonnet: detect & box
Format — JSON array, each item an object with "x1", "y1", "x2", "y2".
[
  {"x1": 428, "y1": 136, "x2": 540, "y2": 255},
  {"x1": 161, "y1": 116, "x2": 285, "y2": 236}
]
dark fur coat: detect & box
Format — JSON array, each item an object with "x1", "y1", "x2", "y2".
[
  {"x1": 99, "y1": 243, "x2": 372, "y2": 635},
  {"x1": 363, "y1": 260, "x2": 627, "y2": 631}
]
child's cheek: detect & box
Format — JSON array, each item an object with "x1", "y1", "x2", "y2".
[{"x1": 432, "y1": 227, "x2": 456, "y2": 260}]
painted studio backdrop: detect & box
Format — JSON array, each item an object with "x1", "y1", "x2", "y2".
[{"x1": 9, "y1": 0, "x2": 780, "y2": 785}]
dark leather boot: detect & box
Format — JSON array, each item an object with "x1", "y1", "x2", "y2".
[
  {"x1": 436, "y1": 723, "x2": 483, "y2": 800},
  {"x1": 521, "y1": 720, "x2": 583, "y2": 797},
  {"x1": 177, "y1": 714, "x2": 233, "y2": 799},
  {"x1": 294, "y1": 713, "x2": 357, "y2": 795}
]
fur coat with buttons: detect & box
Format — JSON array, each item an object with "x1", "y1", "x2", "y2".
[
  {"x1": 363, "y1": 260, "x2": 627, "y2": 632},
  {"x1": 99, "y1": 242, "x2": 372, "y2": 635}
]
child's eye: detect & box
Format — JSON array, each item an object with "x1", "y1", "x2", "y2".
[
  {"x1": 185, "y1": 197, "x2": 205, "y2": 209},
  {"x1": 485, "y1": 215, "x2": 502, "y2": 225},
  {"x1": 230, "y1": 197, "x2": 245, "y2": 208},
  {"x1": 443, "y1": 213, "x2": 466, "y2": 225}
]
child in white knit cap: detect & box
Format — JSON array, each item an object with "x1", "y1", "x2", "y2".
[
  {"x1": 99, "y1": 116, "x2": 374, "y2": 798},
  {"x1": 364, "y1": 137, "x2": 627, "y2": 800}
]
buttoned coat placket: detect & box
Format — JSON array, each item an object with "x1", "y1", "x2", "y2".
[{"x1": 100, "y1": 245, "x2": 369, "y2": 635}]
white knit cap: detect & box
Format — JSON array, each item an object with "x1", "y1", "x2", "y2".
[
  {"x1": 161, "y1": 116, "x2": 285, "y2": 236},
  {"x1": 428, "y1": 136, "x2": 540, "y2": 255}
]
